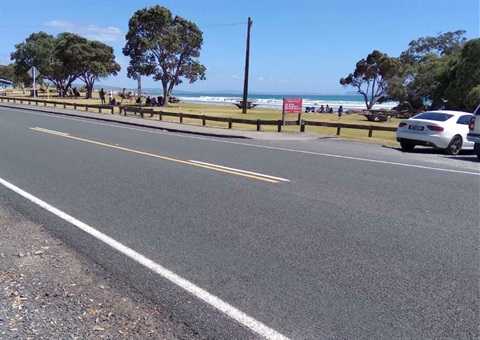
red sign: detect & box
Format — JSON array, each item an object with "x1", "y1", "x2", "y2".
[{"x1": 283, "y1": 98, "x2": 302, "y2": 114}]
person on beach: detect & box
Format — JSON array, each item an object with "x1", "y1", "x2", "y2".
[
  {"x1": 337, "y1": 105, "x2": 344, "y2": 119},
  {"x1": 316, "y1": 105, "x2": 324, "y2": 113},
  {"x1": 99, "y1": 88, "x2": 106, "y2": 105},
  {"x1": 120, "y1": 88, "x2": 126, "y2": 102}
]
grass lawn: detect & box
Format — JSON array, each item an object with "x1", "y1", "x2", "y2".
[{"x1": 6, "y1": 91, "x2": 401, "y2": 147}]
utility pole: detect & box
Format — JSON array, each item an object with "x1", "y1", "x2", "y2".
[{"x1": 242, "y1": 17, "x2": 253, "y2": 114}]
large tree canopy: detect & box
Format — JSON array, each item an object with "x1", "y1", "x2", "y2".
[
  {"x1": 11, "y1": 32, "x2": 120, "y2": 97},
  {"x1": 56, "y1": 33, "x2": 120, "y2": 98},
  {"x1": 399, "y1": 30, "x2": 467, "y2": 65},
  {"x1": 340, "y1": 50, "x2": 401, "y2": 109},
  {"x1": 432, "y1": 38, "x2": 480, "y2": 111},
  {"x1": 386, "y1": 31, "x2": 468, "y2": 111},
  {"x1": 0, "y1": 63, "x2": 30, "y2": 89},
  {"x1": 123, "y1": 5, "x2": 206, "y2": 105},
  {"x1": 10, "y1": 32, "x2": 56, "y2": 88}
]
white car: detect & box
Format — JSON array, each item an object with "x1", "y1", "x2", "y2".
[{"x1": 396, "y1": 110, "x2": 474, "y2": 155}]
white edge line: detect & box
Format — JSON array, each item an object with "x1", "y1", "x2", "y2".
[
  {"x1": 0, "y1": 177, "x2": 290, "y2": 340},
  {"x1": 189, "y1": 160, "x2": 290, "y2": 182}
]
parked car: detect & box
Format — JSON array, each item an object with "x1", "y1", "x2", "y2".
[
  {"x1": 396, "y1": 110, "x2": 474, "y2": 155},
  {"x1": 466, "y1": 103, "x2": 480, "y2": 159}
]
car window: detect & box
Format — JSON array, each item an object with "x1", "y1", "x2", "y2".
[
  {"x1": 456, "y1": 115, "x2": 471, "y2": 125},
  {"x1": 413, "y1": 112, "x2": 454, "y2": 121}
]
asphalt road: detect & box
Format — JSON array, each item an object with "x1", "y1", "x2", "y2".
[{"x1": 1, "y1": 107, "x2": 479, "y2": 339}]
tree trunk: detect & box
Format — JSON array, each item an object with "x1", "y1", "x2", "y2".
[
  {"x1": 163, "y1": 88, "x2": 170, "y2": 106},
  {"x1": 85, "y1": 83, "x2": 94, "y2": 99}
]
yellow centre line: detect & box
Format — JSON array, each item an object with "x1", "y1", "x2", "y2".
[{"x1": 30, "y1": 127, "x2": 279, "y2": 183}]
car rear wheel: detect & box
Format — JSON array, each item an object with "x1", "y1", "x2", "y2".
[
  {"x1": 446, "y1": 135, "x2": 462, "y2": 155},
  {"x1": 400, "y1": 142, "x2": 415, "y2": 150}
]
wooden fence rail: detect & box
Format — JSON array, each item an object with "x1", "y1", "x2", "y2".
[
  {"x1": 120, "y1": 105, "x2": 284, "y2": 132},
  {"x1": 0, "y1": 96, "x2": 119, "y2": 114},
  {"x1": 1, "y1": 97, "x2": 398, "y2": 137},
  {"x1": 301, "y1": 120, "x2": 398, "y2": 137}
]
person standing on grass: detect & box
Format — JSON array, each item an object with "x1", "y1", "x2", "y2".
[
  {"x1": 338, "y1": 105, "x2": 344, "y2": 119},
  {"x1": 120, "y1": 88, "x2": 126, "y2": 103},
  {"x1": 99, "y1": 88, "x2": 106, "y2": 105}
]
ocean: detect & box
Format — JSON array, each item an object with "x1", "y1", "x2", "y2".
[
  {"x1": 100, "y1": 84, "x2": 399, "y2": 111},
  {"x1": 142, "y1": 91, "x2": 398, "y2": 111}
]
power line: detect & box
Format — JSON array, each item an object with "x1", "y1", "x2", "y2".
[{"x1": 200, "y1": 22, "x2": 246, "y2": 29}]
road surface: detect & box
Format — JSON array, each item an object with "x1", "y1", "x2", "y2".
[{"x1": 1, "y1": 107, "x2": 478, "y2": 339}]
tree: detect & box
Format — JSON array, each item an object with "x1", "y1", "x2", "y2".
[
  {"x1": 432, "y1": 38, "x2": 480, "y2": 110},
  {"x1": 51, "y1": 33, "x2": 85, "y2": 90},
  {"x1": 340, "y1": 50, "x2": 401, "y2": 109},
  {"x1": 11, "y1": 31, "x2": 81, "y2": 90},
  {"x1": 465, "y1": 86, "x2": 480, "y2": 111},
  {"x1": 11, "y1": 32, "x2": 120, "y2": 98},
  {"x1": 0, "y1": 63, "x2": 30, "y2": 92},
  {"x1": 10, "y1": 32, "x2": 55, "y2": 89},
  {"x1": 0, "y1": 64, "x2": 14, "y2": 81},
  {"x1": 123, "y1": 5, "x2": 206, "y2": 105},
  {"x1": 59, "y1": 34, "x2": 120, "y2": 99},
  {"x1": 400, "y1": 30, "x2": 466, "y2": 64},
  {"x1": 387, "y1": 31, "x2": 468, "y2": 110}
]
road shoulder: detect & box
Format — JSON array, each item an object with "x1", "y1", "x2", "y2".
[{"x1": 0, "y1": 202, "x2": 202, "y2": 339}]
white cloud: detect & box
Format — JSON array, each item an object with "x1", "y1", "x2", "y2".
[{"x1": 43, "y1": 20, "x2": 123, "y2": 42}]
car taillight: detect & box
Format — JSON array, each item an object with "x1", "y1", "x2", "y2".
[
  {"x1": 469, "y1": 117, "x2": 476, "y2": 131},
  {"x1": 398, "y1": 122, "x2": 407, "y2": 127},
  {"x1": 427, "y1": 125, "x2": 444, "y2": 131}
]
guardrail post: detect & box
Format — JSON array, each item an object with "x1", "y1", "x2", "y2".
[
  {"x1": 256, "y1": 119, "x2": 261, "y2": 131},
  {"x1": 300, "y1": 119, "x2": 305, "y2": 132},
  {"x1": 111, "y1": 107, "x2": 115, "y2": 114},
  {"x1": 228, "y1": 117, "x2": 232, "y2": 129},
  {"x1": 44, "y1": 101, "x2": 47, "y2": 106},
  {"x1": 54, "y1": 102, "x2": 57, "y2": 108},
  {"x1": 159, "y1": 112, "x2": 162, "y2": 121},
  {"x1": 140, "y1": 110, "x2": 144, "y2": 118},
  {"x1": 85, "y1": 105, "x2": 88, "y2": 111},
  {"x1": 277, "y1": 120, "x2": 282, "y2": 132},
  {"x1": 336, "y1": 127, "x2": 341, "y2": 135},
  {"x1": 202, "y1": 115, "x2": 206, "y2": 126},
  {"x1": 98, "y1": 107, "x2": 102, "y2": 113},
  {"x1": 63, "y1": 103, "x2": 66, "y2": 109},
  {"x1": 368, "y1": 127, "x2": 373, "y2": 137},
  {"x1": 180, "y1": 113, "x2": 184, "y2": 123},
  {"x1": 35, "y1": 100, "x2": 38, "y2": 106},
  {"x1": 73, "y1": 103, "x2": 76, "y2": 110}
]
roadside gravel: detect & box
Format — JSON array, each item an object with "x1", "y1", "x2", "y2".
[{"x1": 0, "y1": 203, "x2": 202, "y2": 339}]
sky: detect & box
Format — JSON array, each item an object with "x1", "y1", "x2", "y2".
[{"x1": 0, "y1": 0, "x2": 479, "y2": 94}]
